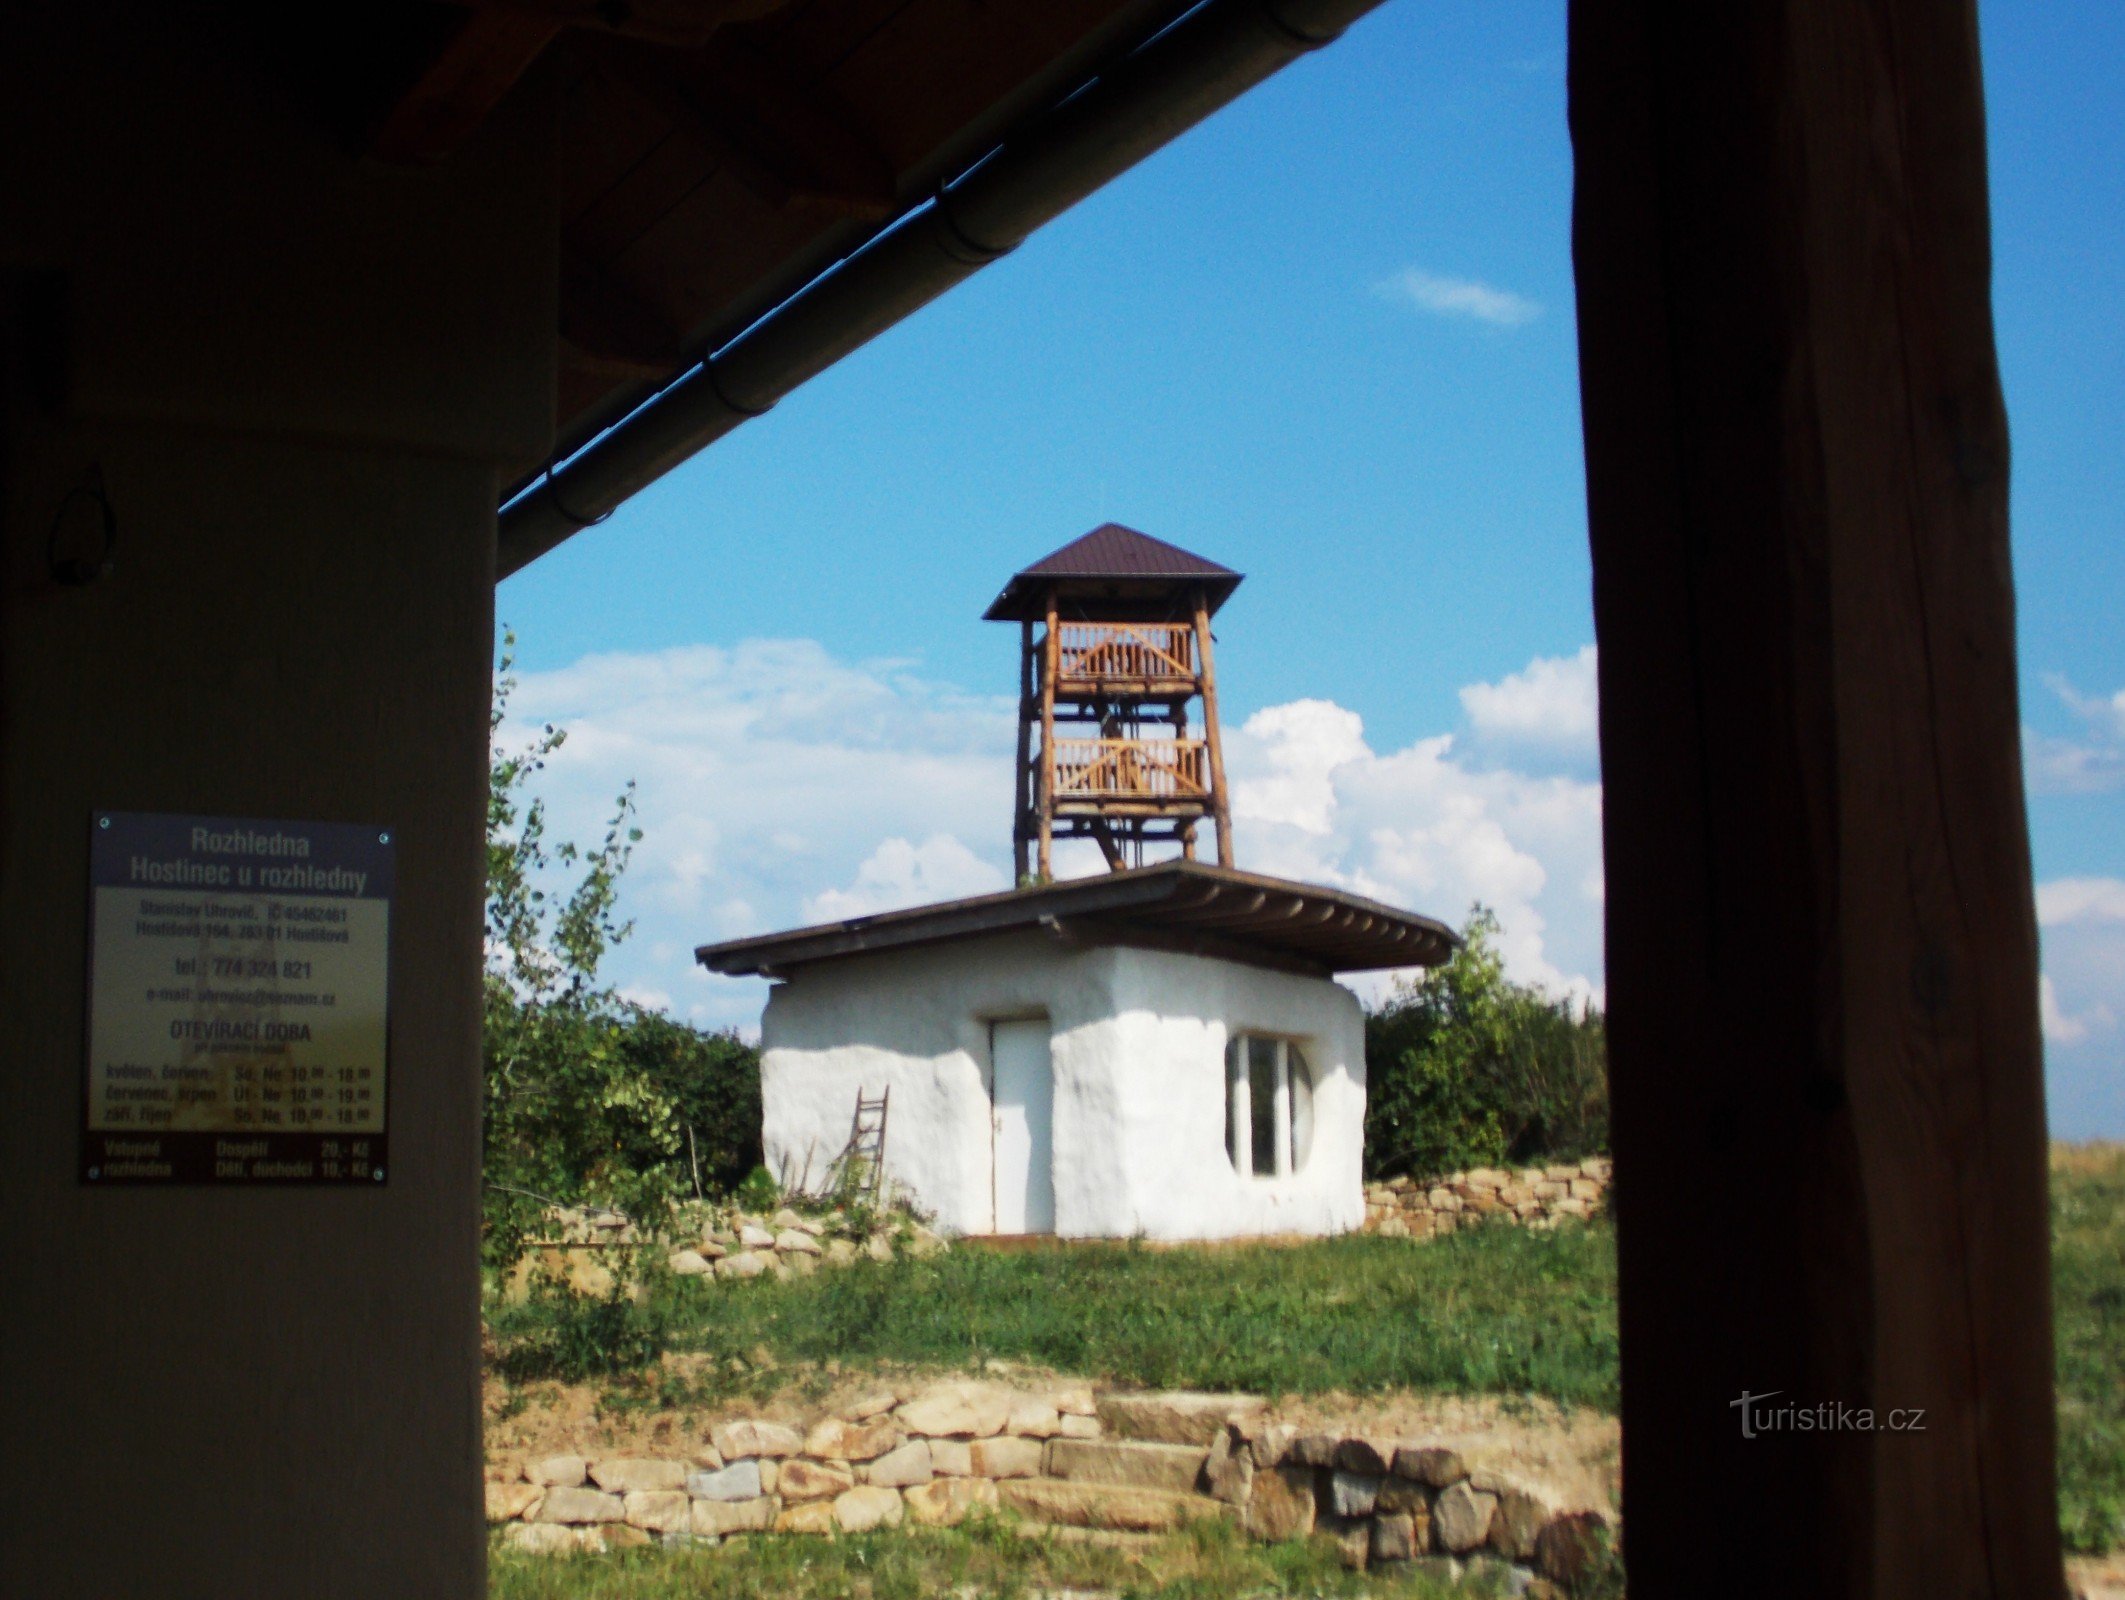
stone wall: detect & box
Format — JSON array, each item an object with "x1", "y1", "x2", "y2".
[
  {"x1": 1362, "y1": 1158, "x2": 1611, "y2": 1239},
  {"x1": 487, "y1": 1381, "x2": 1616, "y2": 1595},
  {"x1": 506, "y1": 1203, "x2": 949, "y2": 1301}
]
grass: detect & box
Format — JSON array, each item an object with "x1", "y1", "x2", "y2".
[
  {"x1": 2055, "y1": 1144, "x2": 2125, "y2": 1554},
  {"x1": 487, "y1": 1516, "x2": 1508, "y2": 1600},
  {"x1": 491, "y1": 1220, "x2": 1622, "y2": 1411}
]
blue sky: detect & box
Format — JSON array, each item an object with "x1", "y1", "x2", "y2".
[{"x1": 499, "y1": 0, "x2": 2124, "y2": 1138}]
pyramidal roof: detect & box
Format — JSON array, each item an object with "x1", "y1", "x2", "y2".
[{"x1": 982, "y1": 523, "x2": 1243, "y2": 621}]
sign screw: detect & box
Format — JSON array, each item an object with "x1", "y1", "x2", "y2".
[
  {"x1": 373, "y1": 1168, "x2": 386, "y2": 1182},
  {"x1": 98, "y1": 816, "x2": 111, "y2": 829},
  {"x1": 87, "y1": 1167, "x2": 101, "y2": 1179},
  {"x1": 378, "y1": 831, "x2": 391, "y2": 845}
]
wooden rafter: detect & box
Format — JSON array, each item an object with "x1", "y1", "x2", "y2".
[
  {"x1": 368, "y1": 9, "x2": 561, "y2": 164},
  {"x1": 559, "y1": 255, "x2": 687, "y2": 372},
  {"x1": 367, "y1": 1, "x2": 800, "y2": 166}
]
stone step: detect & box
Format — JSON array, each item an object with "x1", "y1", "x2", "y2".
[
  {"x1": 1046, "y1": 1438, "x2": 1207, "y2": 1494},
  {"x1": 998, "y1": 1477, "x2": 1232, "y2": 1534},
  {"x1": 1094, "y1": 1390, "x2": 1266, "y2": 1447}
]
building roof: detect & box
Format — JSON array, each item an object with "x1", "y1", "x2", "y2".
[
  {"x1": 696, "y1": 861, "x2": 1455, "y2": 980},
  {"x1": 982, "y1": 524, "x2": 1244, "y2": 622}
]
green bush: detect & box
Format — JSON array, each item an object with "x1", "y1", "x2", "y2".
[
  {"x1": 612, "y1": 1006, "x2": 763, "y2": 1200},
  {"x1": 1364, "y1": 907, "x2": 1608, "y2": 1182},
  {"x1": 494, "y1": 1268, "x2": 671, "y2": 1385}
]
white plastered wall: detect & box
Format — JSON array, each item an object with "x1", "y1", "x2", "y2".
[{"x1": 757, "y1": 932, "x2": 1367, "y2": 1240}]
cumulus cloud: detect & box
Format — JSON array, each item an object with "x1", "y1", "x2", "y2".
[
  {"x1": 1228, "y1": 700, "x2": 1604, "y2": 1006},
  {"x1": 1377, "y1": 267, "x2": 1541, "y2": 328},
  {"x1": 2026, "y1": 675, "x2": 2125, "y2": 795},
  {"x1": 498, "y1": 640, "x2": 1016, "y2": 1031},
  {"x1": 1458, "y1": 644, "x2": 1598, "y2": 759},
  {"x1": 2034, "y1": 875, "x2": 2125, "y2": 1138},
  {"x1": 802, "y1": 835, "x2": 1009, "y2": 922},
  {"x1": 2039, "y1": 877, "x2": 2125, "y2": 927}
]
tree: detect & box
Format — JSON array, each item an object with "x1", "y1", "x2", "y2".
[
  {"x1": 1363, "y1": 907, "x2": 1608, "y2": 1181},
  {"x1": 481, "y1": 632, "x2": 679, "y2": 1268}
]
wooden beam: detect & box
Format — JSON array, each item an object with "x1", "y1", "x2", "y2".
[
  {"x1": 668, "y1": 37, "x2": 897, "y2": 221},
  {"x1": 454, "y1": 0, "x2": 790, "y2": 50},
  {"x1": 1045, "y1": 916, "x2": 1332, "y2": 981},
  {"x1": 558, "y1": 256, "x2": 686, "y2": 371},
  {"x1": 1037, "y1": 592, "x2": 1060, "y2": 881},
  {"x1": 1568, "y1": 1, "x2": 2057, "y2": 1595},
  {"x1": 1014, "y1": 621, "x2": 1034, "y2": 885},
  {"x1": 369, "y1": 9, "x2": 561, "y2": 164},
  {"x1": 1192, "y1": 589, "x2": 1234, "y2": 868}
]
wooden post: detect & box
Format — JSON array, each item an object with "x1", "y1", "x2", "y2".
[
  {"x1": 1037, "y1": 591, "x2": 1060, "y2": 880},
  {"x1": 1013, "y1": 620, "x2": 1034, "y2": 884},
  {"x1": 1191, "y1": 590, "x2": 1234, "y2": 868},
  {"x1": 1569, "y1": 2, "x2": 2058, "y2": 1595}
]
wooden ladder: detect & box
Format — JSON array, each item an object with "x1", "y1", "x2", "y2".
[{"x1": 830, "y1": 1087, "x2": 890, "y2": 1208}]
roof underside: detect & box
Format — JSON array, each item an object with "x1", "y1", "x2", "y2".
[
  {"x1": 343, "y1": 2, "x2": 1201, "y2": 495},
  {"x1": 696, "y1": 861, "x2": 1456, "y2": 979},
  {"x1": 983, "y1": 523, "x2": 1244, "y2": 621},
  {"x1": 513, "y1": 0, "x2": 1194, "y2": 490}
]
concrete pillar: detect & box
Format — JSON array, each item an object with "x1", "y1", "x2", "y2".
[{"x1": 0, "y1": 8, "x2": 555, "y2": 1594}]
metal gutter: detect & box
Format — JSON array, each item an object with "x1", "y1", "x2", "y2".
[{"x1": 497, "y1": 0, "x2": 1392, "y2": 578}]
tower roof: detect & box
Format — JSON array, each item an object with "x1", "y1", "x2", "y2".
[{"x1": 982, "y1": 524, "x2": 1243, "y2": 622}]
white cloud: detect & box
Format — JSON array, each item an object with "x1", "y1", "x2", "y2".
[
  {"x1": 1459, "y1": 644, "x2": 1598, "y2": 758},
  {"x1": 2026, "y1": 676, "x2": 2125, "y2": 795},
  {"x1": 2041, "y1": 975, "x2": 2099, "y2": 1045},
  {"x1": 802, "y1": 836, "x2": 1009, "y2": 923},
  {"x1": 1229, "y1": 700, "x2": 1604, "y2": 1007},
  {"x1": 2034, "y1": 875, "x2": 2125, "y2": 1138},
  {"x1": 2038, "y1": 877, "x2": 2125, "y2": 927},
  {"x1": 498, "y1": 639, "x2": 1017, "y2": 1031},
  {"x1": 1377, "y1": 267, "x2": 1541, "y2": 328}
]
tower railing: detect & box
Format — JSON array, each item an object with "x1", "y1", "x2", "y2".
[
  {"x1": 1053, "y1": 622, "x2": 1196, "y2": 686},
  {"x1": 1050, "y1": 737, "x2": 1210, "y2": 801}
]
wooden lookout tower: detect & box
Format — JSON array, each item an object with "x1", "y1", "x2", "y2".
[{"x1": 985, "y1": 524, "x2": 1240, "y2": 879}]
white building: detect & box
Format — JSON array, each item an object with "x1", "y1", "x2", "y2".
[{"x1": 697, "y1": 863, "x2": 1454, "y2": 1240}]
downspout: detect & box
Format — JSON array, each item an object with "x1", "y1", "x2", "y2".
[{"x1": 497, "y1": 0, "x2": 1391, "y2": 578}]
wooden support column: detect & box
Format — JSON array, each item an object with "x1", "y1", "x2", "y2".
[
  {"x1": 1191, "y1": 590, "x2": 1234, "y2": 868},
  {"x1": 1037, "y1": 592, "x2": 1060, "y2": 881},
  {"x1": 1014, "y1": 620, "x2": 1034, "y2": 884},
  {"x1": 1568, "y1": 2, "x2": 2058, "y2": 1596}
]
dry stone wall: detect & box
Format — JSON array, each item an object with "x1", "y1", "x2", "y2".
[
  {"x1": 507, "y1": 1203, "x2": 949, "y2": 1301},
  {"x1": 1362, "y1": 1157, "x2": 1610, "y2": 1239},
  {"x1": 489, "y1": 1380, "x2": 1615, "y2": 1595}
]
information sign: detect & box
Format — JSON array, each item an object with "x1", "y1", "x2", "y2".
[{"x1": 83, "y1": 811, "x2": 392, "y2": 1184}]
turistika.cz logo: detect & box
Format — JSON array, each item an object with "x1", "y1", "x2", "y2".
[{"x1": 1729, "y1": 1390, "x2": 1928, "y2": 1439}]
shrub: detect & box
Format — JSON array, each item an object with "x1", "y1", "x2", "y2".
[
  {"x1": 493, "y1": 1266, "x2": 671, "y2": 1385},
  {"x1": 613, "y1": 1006, "x2": 763, "y2": 1200},
  {"x1": 1364, "y1": 907, "x2": 1608, "y2": 1181}
]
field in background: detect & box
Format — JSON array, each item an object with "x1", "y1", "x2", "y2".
[{"x1": 2054, "y1": 1142, "x2": 2125, "y2": 1553}]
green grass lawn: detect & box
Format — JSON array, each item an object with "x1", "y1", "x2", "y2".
[
  {"x1": 487, "y1": 1517, "x2": 1503, "y2": 1600},
  {"x1": 494, "y1": 1221, "x2": 1622, "y2": 1412}
]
